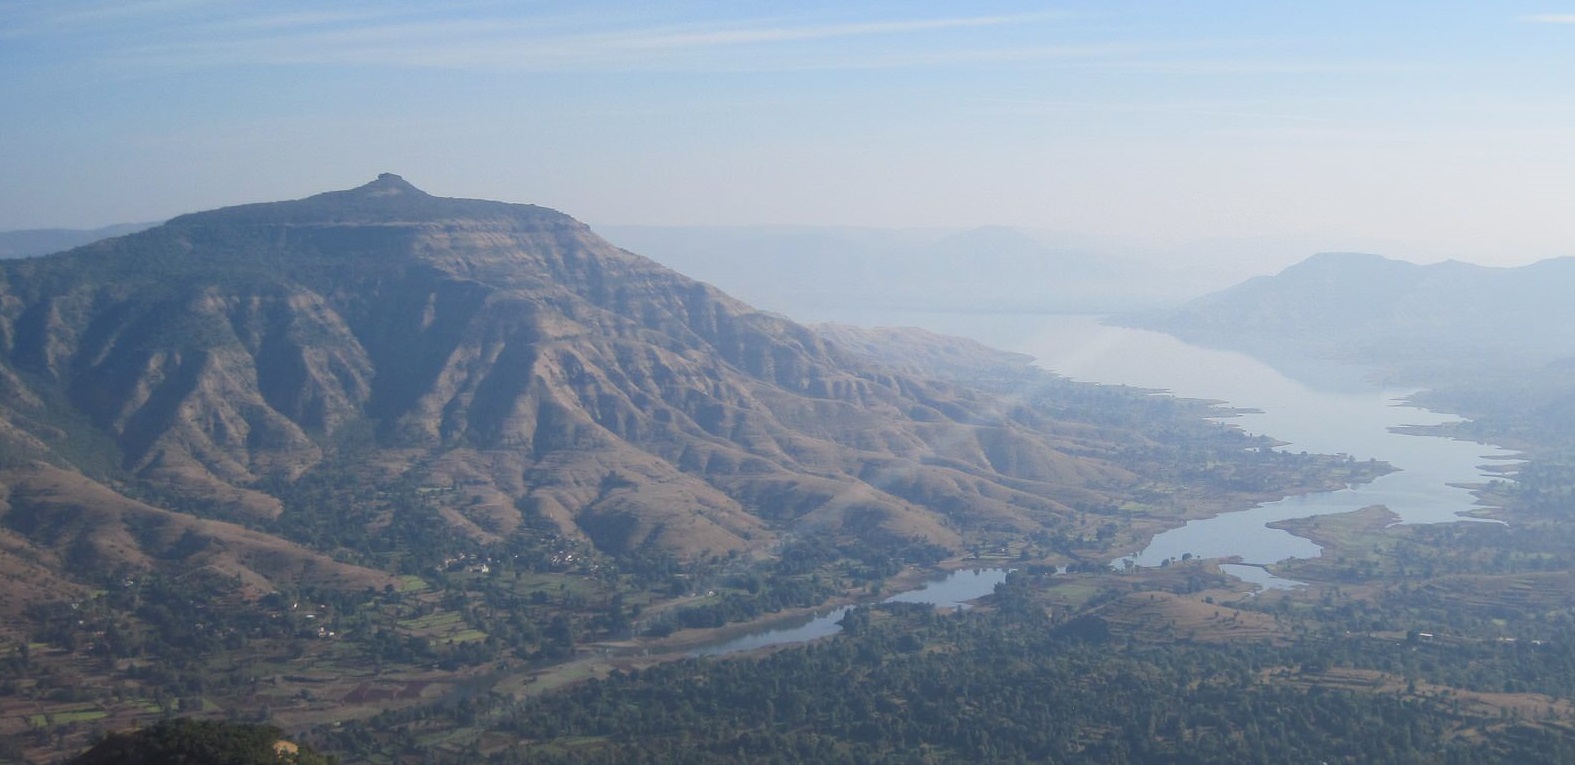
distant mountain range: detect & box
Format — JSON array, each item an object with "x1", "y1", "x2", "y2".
[
  {"x1": 598, "y1": 224, "x2": 1241, "y2": 318},
  {"x1": 0, "y1": 174, "x2": 1268, "y2": 623},
  {"x1": 1, "y1": 218, "x2": 1356, "y2": 320},
  {"x1": 1126, "y1": 251, "x2": 1575, "y2": 379},
  {"x1": 0, "y1": 222, "x2": 159, "y2": 259}
]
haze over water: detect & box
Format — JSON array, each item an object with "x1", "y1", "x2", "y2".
[{"x1": 818, "y1": 311, "x2": 1521, "y2": 584}]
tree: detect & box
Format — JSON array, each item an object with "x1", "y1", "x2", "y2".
[{"x1": 67, "y1": 718, "x2": 335, "y2": 765}]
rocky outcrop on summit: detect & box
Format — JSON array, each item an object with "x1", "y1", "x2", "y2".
[{"x1": 0, "y1": 176, "x2": 1149, "y2": 573}]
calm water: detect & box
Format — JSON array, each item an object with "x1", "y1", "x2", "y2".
[
  {"x1": 691, "y1": 568, "x2": 1010, "y2": 657},
  {"x1": 814, "y1": 310, "x2": 1520, "y2": 586}
]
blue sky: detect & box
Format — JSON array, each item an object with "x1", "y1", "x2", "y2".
[{"x1": 5, "y1": 1, "x2": 1575, "y2": 264}]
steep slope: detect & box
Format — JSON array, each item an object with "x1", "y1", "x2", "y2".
[
  {"x1": 0, "y1": 176, "x2": 1205, "y2": 586},
  {"x1": 0, "y1": 462, "x2": 392, "y2": 600}
]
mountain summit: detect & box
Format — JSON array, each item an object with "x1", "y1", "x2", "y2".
[
  {"x1": 0, "y1": 177, "x2": 1243, "y2": 614},
  {"x1": 165, "y1": 172, "x2": 565, "y2": 229},
  {"x1": 367, "y1": 171, "x2": 422, "y2": 193}
]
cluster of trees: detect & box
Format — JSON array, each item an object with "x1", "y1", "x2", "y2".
[
  {"x1": 661, "y1": 578, "x2": 838, "y2": 633},
  {"x1": 314, "y1": 594, "x2": 1575, "y2": 763},
  {"x1": 68, "y1": 718, "x2": 334, "y2": 765},
  {"x1": 21, "y1": 342, "x2": 1572, "y2": 763}
]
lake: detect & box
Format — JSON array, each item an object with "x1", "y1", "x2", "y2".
[
  {"x1": 691, "y1": 568, "x2": 1011, "y2": 657},
  {"x1": 814, "y1": 310, "x2": 1521, "y2": 587},
  {"x1": 693, "y1": 309, "x2": 1517, "y2": 656}
]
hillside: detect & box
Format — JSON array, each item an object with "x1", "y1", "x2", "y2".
[
  {"x1": 0, "y1": 178, "x2": 1404, "y2": 763},
  {"x1": 1126, "y1": 251, "x2": 1575, "y2": 377},
  {"x1": 0, "y1": 175, "x2": 1311, "y2": 618}
]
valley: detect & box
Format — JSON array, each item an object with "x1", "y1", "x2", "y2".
[
  {"x1": 0, "y1": 178, "x2": 1404, "y2": 763},
  {"x1": 1, "y1": 181, "x2": 1573, "y2": 763},
  {"x1": 13, "y1": 4, "x2": 1575, "y2": 762}
]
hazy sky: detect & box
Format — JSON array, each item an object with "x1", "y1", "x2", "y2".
[{"x1": 5, "y1": 1, "x2": 1575, "y2": 265}]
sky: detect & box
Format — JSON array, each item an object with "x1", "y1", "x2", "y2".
[{"x1": 5, "y1": 1, "x2": 1575, "y2": 266}]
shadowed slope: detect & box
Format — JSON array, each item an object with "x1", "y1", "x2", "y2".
[{"x1": 0, "y1": 177, "x2": 1205, "y2": 583}]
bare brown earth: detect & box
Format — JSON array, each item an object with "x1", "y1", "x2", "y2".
[
  {"x1": 0, "y1": 177, "x2": 1406, "y2": 761},
  {"x1": 0, "y1": 462, "x2": 392, "y2": 623},
  {"x1": 0, "y1": 175, "x2": 1390, "y2": 628},
  {"x1": 0, "y1": 176, "x2": 1181, "y2": 571},
  {"x1": 1273, "y1": 666, "x2": 1575, "y2": 725},
  {"x1": 1091, "y1": 589, "x2": 1288, "y2": 644},
  {"x1": 1269, "y1": 503, "x2": 1575, "y2": 619}
]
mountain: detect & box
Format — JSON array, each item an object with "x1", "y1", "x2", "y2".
[
  {"x1": 0, "y1": 174, "x2": 1229, "y2": 621},
  {"x1": 0, "y1": 222, "x2": 160, "y2": 259},
  {"x1": 1125, "y1": 251, "x2": 1575, "y2": 377},
  {"x1": 0, "y1": 177, "x2": 1408, "y2": 763}
]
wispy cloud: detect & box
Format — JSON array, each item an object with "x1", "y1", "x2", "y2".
[
  {"x1": 202, "y1": 9, "x2": 404, "y2": 34},
  {"x1": 982, "y1": 98, "x2": 1338, "y2": 124},
  {"x1": 71, "y1": 8, "x2": 1075, "y2": 73},
  {"x1": 1070, "y1": 57, "x2": 1437, "y2": 76},
  {"x1": 597, "y1": 14, "x2": 1059, "y2": 50},
  {"x1": 2, "y1": 0, "x2": 221, "y2": 36},
  {"x1": 12, "y1": 4, "x2": 1280, "y2": 80}
]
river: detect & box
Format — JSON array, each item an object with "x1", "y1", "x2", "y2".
[
  {"x1": 690, "y1": 568, "x2": 1011, "y2": 657},
  {"x1": 692, "y1": 311, "x2": 1517, "y2": 655},
  {"x1": 813, "y1": 310, "x2": 1521, "y2": 588}
]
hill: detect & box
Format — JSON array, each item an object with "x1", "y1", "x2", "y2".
[
  {"x1": 0, "y1": 175, "x2": 1140, "y2": 565},
  {"x1": 67, "y1": 718, "x2": 332, "y2": 765},
  {"x1": 1125, "y1": 251, "x2": 1575, "y2": 378},
  {"x1": 0, "y1": 175, "x2": 1328, "y2": 619},
  {"x1": 0, "y1": 223, "x2": 158, "y2": 260},
  {"x1": 1122, "y1": 249, "x2": 1575, "y2": 477},
  {"x1": 0, "y1": 177, "x2": 1399, "y2": 762}
]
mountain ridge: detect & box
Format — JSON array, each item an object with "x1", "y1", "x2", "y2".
[
  {"x1": 1122, "y1": 251, "x2": 1575, "y2": 378},
  {"x1": 0, "y1": 175, "x2": 1222, "y2": 614},
  {"x1": 0, "y1": 178, "x2": 1408, "y2": 762},
  {"x1": 166, "y1": 173, "x2": 569, "y2": 228},
  {"x1": 0, "y1": 222, "x2": 160, "y2": 260}
]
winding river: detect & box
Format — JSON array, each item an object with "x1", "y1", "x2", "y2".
[
  {"x1": 690, "y1": 568, "x2": 1011, "y2": 657},
  {"x1": 693, "y1": 311, "x2": 1518, "y2": 654}
]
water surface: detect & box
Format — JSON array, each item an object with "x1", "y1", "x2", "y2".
[
  {"x1": 691, "y1": 568, "x2": 1010, "y2": 657},
  {"x1": 814, "y1": 311, "x2": 1519, "y2": 583}
]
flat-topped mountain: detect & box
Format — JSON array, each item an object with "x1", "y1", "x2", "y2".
[
  {"x1": 0, "y1": 175, "x2": 1224, "y2": 610},
  {"x1": 0, "y1": 177, "x2": 1400, "y2": 762}
]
